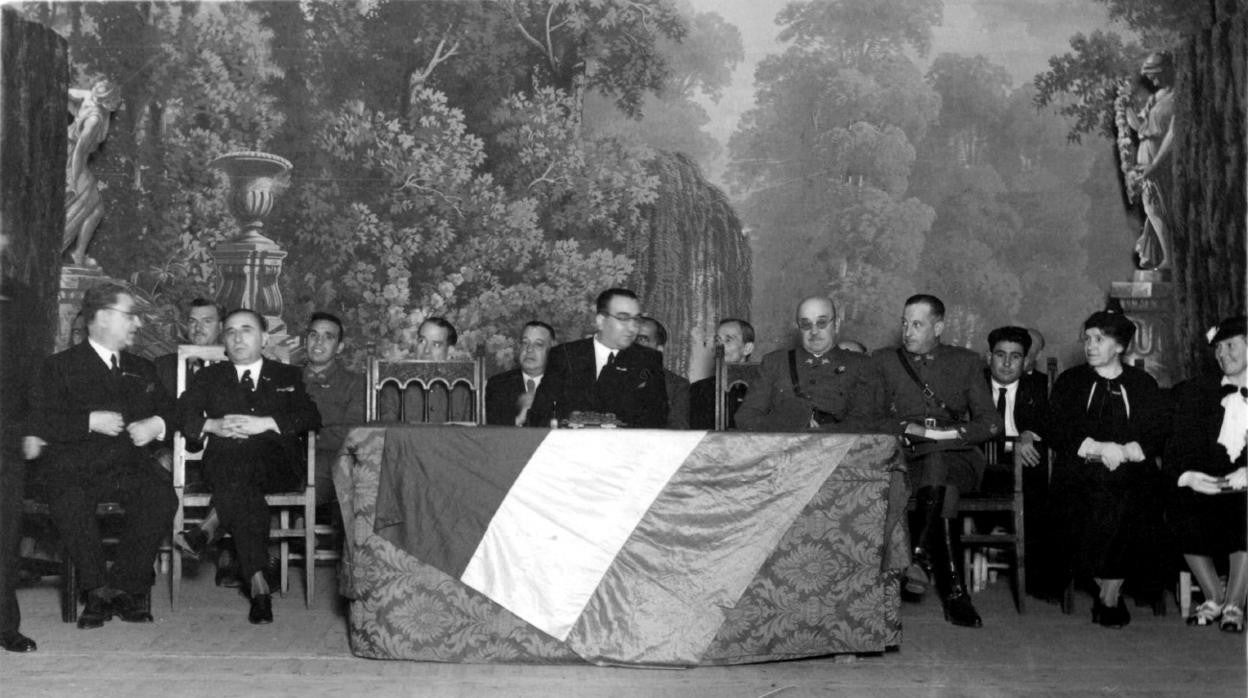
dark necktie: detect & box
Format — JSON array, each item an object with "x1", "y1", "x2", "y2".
[
  {"x1": 525, "y1": 378, "x2": 536, "y2": 394},
  {"x1": 240, "y1": 369, "x2": 254, "y2": 393},
  {"x1": 600, "y1": 352, "x2": 616, "y2": 380},
  {"x1": 189, "y1": 358, "x2": 204, "y2": 375},
  {"x1": 995, "y1": 387, "x2": 1008, "y2": 453},
  {"x1": 110, "y1": 353, "x2": 120, "y2": 378}
]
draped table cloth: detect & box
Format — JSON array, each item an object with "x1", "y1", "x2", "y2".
[{"x1": 333, "y1": 425, "x2": 909, "y2": 666}]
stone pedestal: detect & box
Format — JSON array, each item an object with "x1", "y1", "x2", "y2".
[
  {"x1": 1110, "y1": 270, "x2": 1176, "y2": 387},
  {"x1": 56, "y1": 263, "x2": 109, "y2": 352},
  {"x1": 210, "y1": 151, "x2": 294, "y2": 362}
]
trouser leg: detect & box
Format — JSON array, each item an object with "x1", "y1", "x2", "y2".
[
  {"x1": 0, "y1": 460, "x2": 26, "y2": 636},
  {"x1": 109, "y1": 471, "x2": 178, "y2": 594},
  {"x1": 46, "y1": 484, "x2": 107, "y2": 592},
  {"x1": 212, "y1": 486, "x2": 270, "y2": 582}
]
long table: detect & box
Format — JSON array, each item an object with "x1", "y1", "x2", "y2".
[{"x1": 333, "y1": 425, "x2": 909, "y2": 666}]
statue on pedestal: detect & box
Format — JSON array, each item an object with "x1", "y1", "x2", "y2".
[
  {"x1": 1114, "y1": 52, "x2": 1175, "y2": 272},
  {"x1": 63, "y1": 80, "x2": 122, "y2": 268}
]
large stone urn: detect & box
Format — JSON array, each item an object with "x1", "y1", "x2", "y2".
[{"x1": 210, "y1": 151, "x2": 294, "y2": 356}]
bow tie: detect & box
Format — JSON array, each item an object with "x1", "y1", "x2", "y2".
[{"x1": 1221, "y1": 384, "x2": 1248, "y2": 398}]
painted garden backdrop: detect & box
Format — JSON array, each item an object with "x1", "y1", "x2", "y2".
[{"x1": 11, "y1": 0, "x2": 1238, "y2": 376}]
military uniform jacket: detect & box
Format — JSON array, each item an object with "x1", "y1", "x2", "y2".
[
  {"x1": 862, "y1": 343, "x2": 1002, "y2": 446},
  {"x1": 303, "y1": 360, "x2": 365, "y2": 454},
  {"x1": 735, "y1": 347, "x2": 873, "y2": 432}
]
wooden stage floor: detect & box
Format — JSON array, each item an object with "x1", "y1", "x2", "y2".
[{"x1": 3, "y1": 563, "x2": 1244, "y2": 697}]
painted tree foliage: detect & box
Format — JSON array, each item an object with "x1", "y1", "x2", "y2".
[
  {"x1": 729, "y1": 0, "x2": 941, "y2": 350},
  {"x1": 20, "y1": 0, "x2": 750, "y2": 372}
]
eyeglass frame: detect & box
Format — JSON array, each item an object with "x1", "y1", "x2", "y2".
[
  {"x1": 103, "y1": 306, "x2": 140, "y2": 320},
  {"x1": 796, "y1": 318, "x2": 833, "y2": 332},
  {"x1": 601, "y1": 312, "x2": 643, "y2": 325}
]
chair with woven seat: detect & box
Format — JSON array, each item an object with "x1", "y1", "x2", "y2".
[
  {"x1": 367, "y1": 357, "x2": 486, "y2": 424},
  {"x1": 170, "y1": 344, "x2": 328, "y2": 608}
]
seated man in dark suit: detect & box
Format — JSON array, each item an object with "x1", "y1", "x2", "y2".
[
  {"x1": 486, "y1": 321, "x2": 556, "y2": 426},
  {"x1": 689, "y1": 318, "x2": 755, "y2": 430},
  {"x1": 735, "y1": 296, "x2": 874, "y2": 432},
  {"x1": 635, "y1": 316, "x2": 690, "y2": 429},
  {"x1": 984, "y1": 325, "x2": 1055, "y2": 600},
  {"x1": 178, "y1": 309, "x2": 321, "y2": 624},
  {"x1": 527, "y1": 288, "x2": 668, "y2": 428},
  {"x1": 27, "y1": 282, "x2": 178, "y2": 629}
]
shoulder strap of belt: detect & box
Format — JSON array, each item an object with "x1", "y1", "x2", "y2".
[{"x1": 894, "y1": 347, "x2": 960, "y2": 420}]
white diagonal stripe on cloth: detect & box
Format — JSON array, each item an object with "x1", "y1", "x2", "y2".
[
  {"x1": 460, "y1": 429, "x2": 706, "y2": 640},
  {"x1": 566, "y1": 432, "x2": 859, "y2": 665}
]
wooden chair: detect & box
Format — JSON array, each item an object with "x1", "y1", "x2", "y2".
[
  {"x1": 959, "y1": 437, "x2": 1026, "y2": 613},
  {"x1": 366, "y1": 357, "x2": 486, "y2": 424},
  {"x1": 712, "y1": 346, "x2": 760, "y2": 431},
  {"x1": 19, "y1": 499, "x2": 152, "y2": 623},
  {"x1": 170, "y1": 344, "x2": 325, "y2": 608}
]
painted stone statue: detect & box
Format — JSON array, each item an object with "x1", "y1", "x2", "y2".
[
  {"x1": 1115, "y1": 52, "x2": 1175, "y2": 271},
  {"x1": 63, "y1": 80, "x2": 122, "y2": 267}
]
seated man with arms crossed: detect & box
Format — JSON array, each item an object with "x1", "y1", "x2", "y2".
[
  {"x1": 28, "y1": 282, "x2": 177, "y2": 629},
  {"x1": 178, "y1": 309, "x2": 321, "y2": 624},
  {"x1": 486, "y1": 321, "x2": 556, "y2": 427}
]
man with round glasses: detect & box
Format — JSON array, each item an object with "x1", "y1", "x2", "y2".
[
  {"x1": 735, "y1": 296, "x2": 874, "y2": 432},
  {"x1": 527, "y1": 288, "x2": 667, "y2": 428}
]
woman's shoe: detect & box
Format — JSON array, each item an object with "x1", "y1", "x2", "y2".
[
  {"x1": 1219, "y1": 605, "x2": 1244, "y2": 633},
  {"x1": 1186, "y1": 600, "x2": 1223, "y2": 626}
]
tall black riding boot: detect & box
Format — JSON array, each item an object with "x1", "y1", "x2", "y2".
[
  {"x1": 903, "y1": 486, "x2": 944, "y2": 602},
  {"x1": 936, "y1": 517, "x2": 983, "y2": 628}
]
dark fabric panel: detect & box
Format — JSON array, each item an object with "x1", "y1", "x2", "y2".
[{"x1": 374, "y1": 425, "x2": 547, "y2": 577}]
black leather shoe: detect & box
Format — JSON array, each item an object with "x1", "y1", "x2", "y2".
[
  {"x1": 1094, "y1": 597, "x2": 1130, "y2": 628},
  {"x1": 248, "y1": 593, "x2": 273, "y2": 625},
  {"x1": 114, "y1": 591, "x2": 154, "y2": 623},
  {"x1": 173, "y1": 528, "x2": 210, "y2": 561},
  {"x1": 942, "y1": 589, "x2": 983, "y2": 628},
  {"x1": 1, "y1": 632, "x2": 37, "y2": 652},
  {"x1": 901, "y1": 549, "x2": 932, "y2": 602},
  {"x1": 77, "y1": 591, "x2": 114, "y2": 629},
  {"x1": 215, "y1": 548, "x2": 241, "y2": 588}
]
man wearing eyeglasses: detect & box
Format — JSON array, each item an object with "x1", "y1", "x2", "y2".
[
  {"x1": 735, "y1": 296, "x2": 874, "y2": 432},
  {"x1": 527, "y1": 288, "x2": 668, "y2": 428},
  {"x1": 26, "y1": 282, "x2": 178, "y2": 629}
]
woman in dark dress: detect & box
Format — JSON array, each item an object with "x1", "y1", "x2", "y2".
[
  {"x1": 1048, "y1": 310, "x2": 1168, "y2": 628},
  {"x1": 1165, "y1": 317, "x2": 1248, "y2": 632}
]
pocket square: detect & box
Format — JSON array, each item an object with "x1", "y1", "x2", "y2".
[{"x1": 275, "y1": 386, "x2": 295, "y2": 392}]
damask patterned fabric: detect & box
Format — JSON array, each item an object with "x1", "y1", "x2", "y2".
[{"x1": 333, "y1": 426, "x2": 908, "y2": 665}]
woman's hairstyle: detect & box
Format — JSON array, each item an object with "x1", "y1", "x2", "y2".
[{"x1": 1083, "y1": 310, "x2": 1136, "y2": 350}]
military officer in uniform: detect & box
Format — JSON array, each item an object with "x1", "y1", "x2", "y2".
[
  {"x1": 860, "y1": 293, "x2": 1003, "y2": 628},
  {"x1": 735, "y1": 296, "x2": 873, "y2": 432}
]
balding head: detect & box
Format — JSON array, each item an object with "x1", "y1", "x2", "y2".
[{"x1": 795, "y1": 296, "x2": 838, "y2": 356}]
